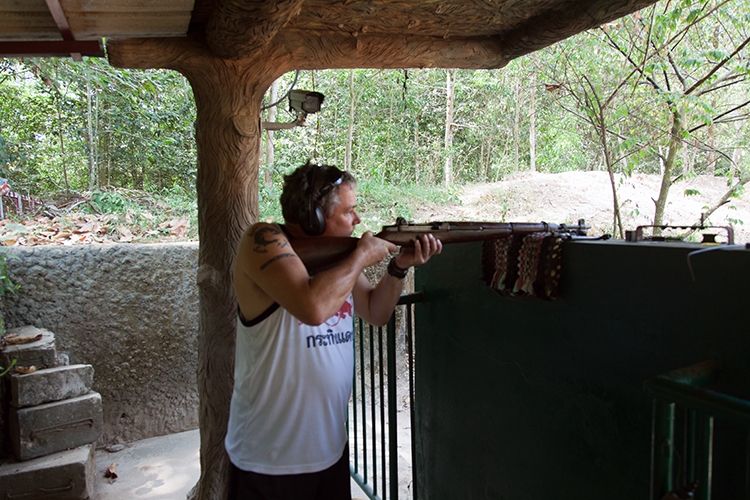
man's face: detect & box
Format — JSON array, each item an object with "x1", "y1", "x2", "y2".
[{"x1": 323, "y1": 183, "x2": 361, "y2": 237}]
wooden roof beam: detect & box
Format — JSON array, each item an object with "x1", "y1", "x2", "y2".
[
  {"x1": 108, "y1": 32, "x2": 510, "y2": 73},
  {"x1": 205, "y1": 0, "x2": 306, "y2": 60},
  {"x1": 496, "y1": 0, "x2": 662, "y2": 60},
  {"x1": 44, "y1": 0, "x2": 82, "y2": 60},
  {"x1": 0, "y1": 40, "x2": 104, "y2": 58}
]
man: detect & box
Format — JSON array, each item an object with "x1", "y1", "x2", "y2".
[{"x1": 226, "y1": 161, "x2": 441, "y2": 499}]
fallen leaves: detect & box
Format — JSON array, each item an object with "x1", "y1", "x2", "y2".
[
  {"x1": 2, "y1": 332, "x2": 43, "y2": 344},
  {"x1": 0, "y1": 213, "x2": 193, "y2": 247},
  {"x1": 14, "y1": 365, "x2": 37, "y2": 374}
]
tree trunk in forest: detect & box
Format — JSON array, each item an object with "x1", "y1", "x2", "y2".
[
  {"x1": 706, "y1": 119, "x2": 716, "y2": 175},
  {"x1": 56, "y1": 103, "x2": 70, "y2": 194},
  {"x1": 444, "y1": 69, "x2": 455, "y2": 186},
  {"x1": 731, "y1": 122, "x2": 742, "y2": 180},
  {"x1": 683, "y1": 138, "x2": 696, "y2": 176},
  {"x1": 699, "y1": 171, "x2": 750, "y2": 224},
  {"x1": 529, "y1": 70, "x2": 536, "y2": 172},
  {"x1": 514, "y1": 78, "x2": 520, "y2": 172},
  {"x1": 264, "y1": 80, "x2": 278, "y2": 188},
  {"x1": 87, "y1": 78, "x2": 98, "y2": 191},
  {"x1": 413, "y1": 117, "x2": 420, "y2": 182},
  {"x1": 653, "y1": 105, "x2": 683, "y2": 233},
  {"x1": 345, "y1": 70, "x2": 355, "y2": 171},
  {"x1": 598, "y1": 114, "x2": 624, "y2": 238}
]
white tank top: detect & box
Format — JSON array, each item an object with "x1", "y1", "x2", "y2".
[{"x1": 225, "y1": 296, "x2": 355, "y2": 475}]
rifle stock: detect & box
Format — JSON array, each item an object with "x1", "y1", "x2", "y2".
[{"x1": 289, "y1": 219, "x2": 590, "y2": 275}]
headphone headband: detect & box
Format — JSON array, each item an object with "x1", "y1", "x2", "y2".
[{"x1": 299, "y1": 166, "x2": 344, "y2": 236}]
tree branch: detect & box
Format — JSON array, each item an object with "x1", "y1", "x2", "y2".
[
  {"x1": 684, "y1": 34, "x2": 750, "y2": 95},
  {"x1": 688, "y1": 98, "x2": 750, "y2": 133}
]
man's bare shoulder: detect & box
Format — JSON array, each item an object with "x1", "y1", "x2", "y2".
[{"x1": 241, "y1": 222, "x2": 290, "y2": 254}]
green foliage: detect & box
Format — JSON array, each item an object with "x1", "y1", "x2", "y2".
[
  {"x1": 0, "y1": 0, "x2": 747, "y2": 227},
  {"x1": 0, "y1": 358, "x2": 17, "y2": 377},
  {"x1": 353, "y1": 180, "x2": 460, "y2": 234},
  {"x1": 0, "y1": 59, "x2": 196, "y2": 197},
  {"x1": 0, "y1": 251, "x2": 18, "y2": 298},
  {"x1": 0, "y1": 250, "x2": 19, "y2": 338},
  {"x1": 89, "y1": 190, "x2": 128, "y2": 213}
]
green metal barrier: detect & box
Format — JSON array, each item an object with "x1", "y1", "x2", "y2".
[
  {"x1": 349, "y1": 292, "x2": 423, "y2": 500},
  {"x1": 645, "y1": 360, "x2": 750, "y2": 500}
]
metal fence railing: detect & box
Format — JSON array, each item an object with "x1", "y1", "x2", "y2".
[
  {"x1": 349, "y1": 292, "x2": 423, "y2": 500},
  {"x1": 645, "y1": 360, "x2": 750, "y2": 500}
]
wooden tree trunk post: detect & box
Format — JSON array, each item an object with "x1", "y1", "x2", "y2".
[
  {"x1": 264, "y1": 79, "x2": 278, "y2": 188},
  {"x1": 108, "y1": 37, "x2": 282, "y2": 500}
]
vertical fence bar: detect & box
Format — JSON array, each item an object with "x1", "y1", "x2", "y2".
[
  {"x1": 352, "y1": 321, "x2": 360, "y2": 474},
  {"x1": 651, "y1": 399, "x2": 676, "y2": 499},
  {"x1": 406, "y1": 303, "x2": 418, "y2": 500},
  {"x1": 387, "y1": 314, "x2": 399, "y2": 500},
  {"x1": 662, "y1": 401, "x2": 676, "y2": 492},
  {"x1": 359, "y1": 317, "x2": 368, "y2": 487},
  {"x1": 370, "y1": 324, "x2": 378, "y2": 496},
  {"x1": 379, "y1": 326, "x2": 387, "y2": 498},
  {"x1": 696, "y1": 415, "x2": 714, "y2": 500},
  {"x1": 685, "y1": 409, "x2": 698, "y2": 481}
]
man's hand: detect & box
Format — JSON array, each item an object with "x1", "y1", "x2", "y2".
[
  {"x1": 356, "y1": 231, "x2": 398, "y2": 267},
  {"x1": 394, "y1": 234, "x2": 443, "y2": 269}
]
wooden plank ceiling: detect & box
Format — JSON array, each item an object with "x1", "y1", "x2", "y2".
[{"x1": 0, "y1": 0, "x2": 659, "y2": 62}]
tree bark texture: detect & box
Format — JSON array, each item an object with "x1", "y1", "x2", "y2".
[
  {"x1": 653, "y1": 106, "x2": 683, "y2": 232},
  {"x1": 443, "y1": 69, "x2": 455, "y2": 187},
  {"x1": 109, "y1": 37, "x2": 289, "y2": 500},
  {"x1": 529, "y1": 70, "x2": 537, "y2": 172},
  {"x1": 345, "y1": 69, "x2": 355, "y2": 171}
]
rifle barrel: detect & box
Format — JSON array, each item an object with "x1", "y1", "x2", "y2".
[
  {"x1": 289, "y1": 220, "x2": 589, "y2": 274},
  {"x1": 375, "y1": 221, "x2": 568, "y2": 246}
]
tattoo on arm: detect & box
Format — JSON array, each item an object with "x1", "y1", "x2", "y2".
[
  {"x1": 260, "y1": 253, "x2": 296, "y2": 270},
  {"x1": 251, "y1": 226, "x2": 289, "y2": 253}
]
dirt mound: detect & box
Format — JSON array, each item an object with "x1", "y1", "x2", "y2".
[{"x1": 412, "y1": 171, "x2": 749, "y2": 244}]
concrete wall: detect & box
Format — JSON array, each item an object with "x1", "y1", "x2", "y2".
[
  {"x1": 0, "y1": 243, "x2": 406, "y2": 450},
  {"x1": 1, "y1": 243, "x2": 200, "y2": 445},
  {"x1": 414, "y1": 240, "x2": 750, "y2": 499}
]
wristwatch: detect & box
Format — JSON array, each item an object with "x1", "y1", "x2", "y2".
[{"x1": 387, "y1": 258, "x2": 409, "y2": 279}]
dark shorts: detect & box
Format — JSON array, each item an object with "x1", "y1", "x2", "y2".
[{"x1": 226, "y1": 446, "x2": 351, "y2": 500}]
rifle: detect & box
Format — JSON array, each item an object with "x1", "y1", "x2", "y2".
[{"x1": 290, "y1": 218, "x2": 591, "y2": 274}]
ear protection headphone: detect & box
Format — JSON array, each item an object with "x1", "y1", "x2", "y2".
[
  {"x1": 298, "y1": 166, "x2": 345, "y2": 236},
  {"x1": 299, "y1": 167, "x2": 327, "y2": 236}
]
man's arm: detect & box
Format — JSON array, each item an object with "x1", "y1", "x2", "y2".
[
  {"x1": 353, "y1": 234, "x2": 442, "y2": 326},
  {"x1": 235, "y1": 223, "x2": 396, "y2": 325}
]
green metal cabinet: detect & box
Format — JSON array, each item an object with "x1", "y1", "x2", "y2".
[{"x1": 414, "y1": 240, "x2": 750, "y2": 499}]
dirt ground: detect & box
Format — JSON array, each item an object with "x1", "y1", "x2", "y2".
[{"x1": 411, "y1": 171, "x2": 750, "y2": 244}]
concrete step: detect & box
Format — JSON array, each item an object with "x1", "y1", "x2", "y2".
[
  {"x1": 10, "y1": 391, "x2": 103, "y2": 461},
  {"x1": 0, "y1": 444, "x2": 95, "y2": 500},
  {"x1": 11, "y1": 364, "x2": 94, "y2": 408},
  {"x1": 1, "y1": 325, "x2": 58, "y2": 370}
]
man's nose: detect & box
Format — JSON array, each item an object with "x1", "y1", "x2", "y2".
[{"x1": 353, "y1": 211, "x2": 361, "y2": 225}]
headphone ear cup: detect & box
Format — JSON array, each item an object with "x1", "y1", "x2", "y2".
[{"x1": 300, "y1": 201, "x2": 326, "y2": 236}]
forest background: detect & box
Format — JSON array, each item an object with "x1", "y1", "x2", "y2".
[{"x1": 0, "y1": 0, "x2": 749, "y2": 244}]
